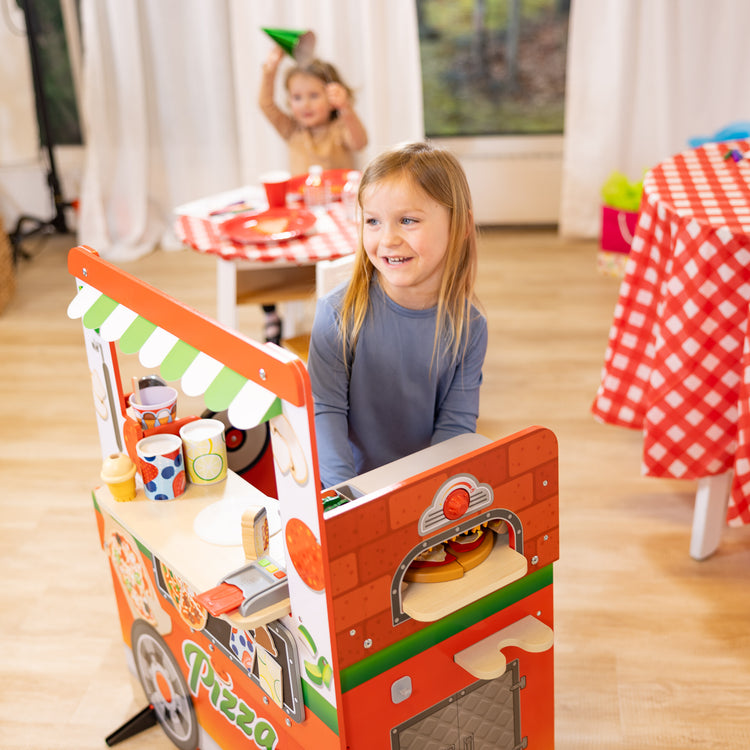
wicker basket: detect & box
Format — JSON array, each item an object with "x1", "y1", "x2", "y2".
[{"x1": 0, "y1": 216, "x2": 15, "y2": 314}]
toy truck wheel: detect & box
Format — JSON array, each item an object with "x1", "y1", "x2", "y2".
[{"x1": 131, "y1": 620, "x2": 199, "y2": 750}]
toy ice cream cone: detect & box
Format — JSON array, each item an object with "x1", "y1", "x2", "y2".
[
  {"x1": 101, "y1": 452, "x2": 137, "y2": 502},
  {"x1": 262, "y1": 27, "x2": 316, "y2": 65}
]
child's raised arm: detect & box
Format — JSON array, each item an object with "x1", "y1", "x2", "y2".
[
  {"x1": 258, "y1": 47, "x2": 295, "y2": 140},
  {"x1": 326, "y1": 82, "x2": 368, "y2": 152}
]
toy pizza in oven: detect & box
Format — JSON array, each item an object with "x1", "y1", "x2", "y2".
[
  {"x1": 404, "y1": 524, "x2": 496, "y2": 583},
  {"x1": 220, "y1": 207, "x2": 316, "y2": 244}
]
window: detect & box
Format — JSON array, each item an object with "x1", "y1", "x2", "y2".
[
  {"x1": 18, "y1": 0, "x2": 82, "y2": 146},
  {"x1": 417, "y1": 0, "x2": 568, "y2": 138}
]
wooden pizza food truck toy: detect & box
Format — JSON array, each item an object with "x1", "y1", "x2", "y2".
[{"x1": 68, "y1": 244, "x2": 559, "y2": 750}]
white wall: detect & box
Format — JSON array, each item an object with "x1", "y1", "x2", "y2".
[{"x1": 436, "y1": 135, "x2": 562, "y2": 226}]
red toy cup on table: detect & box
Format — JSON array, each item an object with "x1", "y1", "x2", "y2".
[{"x1": 260, "y1": 170, "x2": 291, "y2": 209}]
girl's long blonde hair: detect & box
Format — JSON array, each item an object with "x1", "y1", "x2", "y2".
[{"x1": 339, "y1": 141, "x2": 480, "y2": 366}]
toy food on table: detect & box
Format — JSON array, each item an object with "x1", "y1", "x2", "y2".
[
  {"x1": 220, "y1": 207, "x2": 316, "y2": 244},
  {"x1": 287, "y1": 168, "x2": 349, "y2": 200}
]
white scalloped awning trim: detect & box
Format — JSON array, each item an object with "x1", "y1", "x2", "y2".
[{"x1": 68, "y1": 282, "x2": 280, "y2": 427}]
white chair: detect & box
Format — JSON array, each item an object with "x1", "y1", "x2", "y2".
[
  {"x1": 281, "y1": 254, "x2": 356, "y2": 360},
  {"x1": 315, "y1": 254, "x2": 357, "y2": 299}
]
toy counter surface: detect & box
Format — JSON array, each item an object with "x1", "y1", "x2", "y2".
[{"x1": 95, "y1": 469, "x2": 289, "y2": 630}]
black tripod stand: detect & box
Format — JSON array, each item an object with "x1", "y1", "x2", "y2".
[{"x1": 10, "y1": 0, "x2": 74, "y2": 262}]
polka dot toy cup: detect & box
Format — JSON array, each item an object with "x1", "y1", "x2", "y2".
[
  {"x1": 129, "y1": 385, "x2": 178, "y2": 430},
  {"x1": 180, "y1": 418, "x2": 228, "y2": 485},
  {"x1": 136, "y1": 433, "x2": 186, "y2": 501}
]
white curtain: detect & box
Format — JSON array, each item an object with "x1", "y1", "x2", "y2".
[
  {"x1": 560, "y1": 0, "x2": 750, "y2": 238},
  {"x1": 77, "y1": 0, "x2": 424, "y2": 261}
]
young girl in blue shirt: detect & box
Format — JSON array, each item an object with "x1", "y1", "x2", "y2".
[{"x1": 307, "y1": 141, "x2": 488, "y2": 489}]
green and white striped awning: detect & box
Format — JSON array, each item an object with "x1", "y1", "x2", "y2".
[{"x1": 68, "y1": 282, "x2": 281, "y2": 429}]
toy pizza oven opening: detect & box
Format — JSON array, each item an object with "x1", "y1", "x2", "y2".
[
  {"x1": 393, "y1": 478, "x2": 525, "y2": 626},
  {"x1": 322, "y1": 429, "x2": 557, "y2": 627}
]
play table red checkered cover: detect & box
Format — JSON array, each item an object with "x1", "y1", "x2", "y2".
[
  {"x1": 174, "y1": 189, "x2": 357, "y2": 264},
  {"x1": 591, "y1": 141, "x2": 750, "y2": 525}
]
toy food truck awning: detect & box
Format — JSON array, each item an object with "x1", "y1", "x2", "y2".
[{"x1": 68, "y1": 282, "x2": 281, "y2": 429}]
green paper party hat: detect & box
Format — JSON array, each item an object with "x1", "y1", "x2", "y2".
[{"x1": 262, "y1": 28, "x2": 316, "y2": 65}]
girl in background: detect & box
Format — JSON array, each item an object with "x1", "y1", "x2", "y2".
[
  {"x1": 307, "y1": 141, "x2": 487, "y2": 489},
  {"x1": 258, "y1": 45, "x2": 368, "y2": 343},
  {"x1": 259, "y1": 46, "x2": 368, "y2": 176}
]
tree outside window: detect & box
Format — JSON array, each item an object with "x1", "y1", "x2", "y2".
[{"x1": 417, "y1": 0, "x2": 569, "y2": 137}]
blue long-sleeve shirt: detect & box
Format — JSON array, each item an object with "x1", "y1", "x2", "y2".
[{"x1": 307, "y1": 280, "x2": 488, "y2": 488}]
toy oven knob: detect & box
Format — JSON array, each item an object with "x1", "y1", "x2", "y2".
[{"x1": 442, "y1": 487, "x2": 470, "y2": 520}]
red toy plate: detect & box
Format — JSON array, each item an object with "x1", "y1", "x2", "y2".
[
  {"x1": 220, "y1": 207, "x2": 316, "y2": 244},
  {"x1": 287, "y1": 168, "x2": 350, "y2": 200}
]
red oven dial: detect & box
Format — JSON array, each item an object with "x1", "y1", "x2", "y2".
[{"x1": 442, "y1": 487, "x2": 470, "y2": 519}]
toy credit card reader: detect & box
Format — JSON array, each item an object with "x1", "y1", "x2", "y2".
[{"x1": 197, "y1": 556, "x2": 288, "y2": 617}]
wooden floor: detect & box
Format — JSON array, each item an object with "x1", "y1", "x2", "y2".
[{"x1": 2, "y1": 228, "x2": 749, "y2": 749}]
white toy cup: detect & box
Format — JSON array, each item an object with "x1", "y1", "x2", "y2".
[
  {"x1": 180, "y1": 418, "x2": 228, "y2": 485},
  {"x1": 135, "y1": 433, "x2": 186, "y2": 501}
]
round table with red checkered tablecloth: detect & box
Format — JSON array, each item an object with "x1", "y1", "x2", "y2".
[
  {"x1": 592, "y1": 140, "x2": 750, "y2": 531},
  {"x1": 174, "y1": 187, "x2": 357, "y2": 335}
]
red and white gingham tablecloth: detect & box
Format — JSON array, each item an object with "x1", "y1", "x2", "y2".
[
  {"x1": 592, "y1": 141, "x2": 750, "y2": 525},
  {"x1": 174, "y1": 189, "x2": 357, "y2": 264}
]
